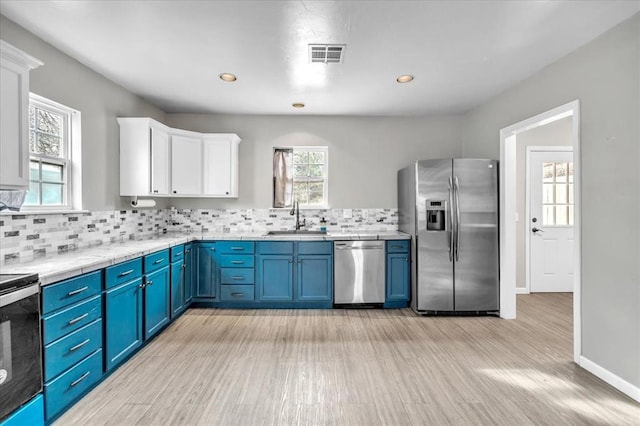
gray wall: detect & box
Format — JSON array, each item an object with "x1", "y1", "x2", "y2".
[
  {"x1": 0, "y1": 15, "x2": 167, "y2": 211},
  {"x1": 515, "y1": 117, "x2": 573, "y2": 289},
  {"x1": 463, "y1": 14, "x2": 639, "y2": 387},
  {"x1": 165, "y1": 114, "x2": 463, "y2": 209}
]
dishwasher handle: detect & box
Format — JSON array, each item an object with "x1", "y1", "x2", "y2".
[{"x1": 334, "y1": 242, "x2": 384, "y2": 250}]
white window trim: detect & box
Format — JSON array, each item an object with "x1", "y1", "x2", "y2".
[
  {"x1": 274, "y1": 145, "x2": 329, "y2": 209},
  {"x1": 22, "y1": 93, "x2": 82, "y2": 212}
]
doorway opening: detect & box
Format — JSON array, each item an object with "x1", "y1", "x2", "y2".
[{"x1": 499, "y1": 100, "x2": 581, "y2": 364}]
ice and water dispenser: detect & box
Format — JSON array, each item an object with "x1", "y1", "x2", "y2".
[{"x1": 426, "y1": 200, "x2": 446, "y2": 231}]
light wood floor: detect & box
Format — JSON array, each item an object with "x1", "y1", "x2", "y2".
[{"x1": 56, "y1": 294, "x2": 640, "y2": 425}]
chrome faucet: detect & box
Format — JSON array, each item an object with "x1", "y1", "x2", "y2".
[{"x1": 290, "y1": 201, "x2": 306, "y2": 230}]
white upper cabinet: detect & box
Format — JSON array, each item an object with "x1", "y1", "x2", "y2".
[
  {"x1": 0, "y1": 40, "x2": 43, "y2": 190},
  {"x1": 171, "y1": 134, "x2": 202, "y2": 195},
  {"x1": 118, "y1": 117, "x2": 240, "y2": 198}
]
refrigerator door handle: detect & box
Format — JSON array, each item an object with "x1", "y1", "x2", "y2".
[
  {"x1": 448, "y1": 176, "x2": 454, "y2": 262},
  {"x1": 454, "y1": 176, "x2": 461, "y2": 261}
]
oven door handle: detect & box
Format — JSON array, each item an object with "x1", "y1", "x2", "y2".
[{"x1": 0, "y1": 283, "x2": 40, "y2": 307}]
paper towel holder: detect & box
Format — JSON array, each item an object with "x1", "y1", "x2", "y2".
[{"x1": 130, "y1": 196, "x2": 156, "y2": 208}]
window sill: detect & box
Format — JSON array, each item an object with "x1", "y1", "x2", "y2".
[{"x1": 1, "y1": 209, "x2": 91, "y2": 216}]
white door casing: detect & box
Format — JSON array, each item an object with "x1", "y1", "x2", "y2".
[{"x1": 527, "y1": 148, "x2": 574, "y2": 292}]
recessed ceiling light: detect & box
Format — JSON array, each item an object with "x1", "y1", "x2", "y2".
[
  {"x1": 396, "y1": 74, "x2": 414, "y2": 83},
  {"x1": 219, "y1": 73, "x2": 237, "y2": 82},
  {"x1": 292, "y1": 103, "x2": 305, "y2": 108}
]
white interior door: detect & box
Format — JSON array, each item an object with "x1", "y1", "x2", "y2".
[{"x1": 528, "y1": 149, "x2": 574, "y2": 292}]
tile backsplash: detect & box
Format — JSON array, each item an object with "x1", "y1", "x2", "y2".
[{"x1": 0, "y1": 208, "x2": 398, "y2": 265}]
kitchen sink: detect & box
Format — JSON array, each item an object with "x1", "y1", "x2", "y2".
[{"x1": 265, "y1": 230, "x2": 328, "y2": 235}]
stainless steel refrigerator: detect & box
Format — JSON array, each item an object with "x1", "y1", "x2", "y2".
[{"x1": 398, "y1": 159, "x2": 499, "y2": 314}]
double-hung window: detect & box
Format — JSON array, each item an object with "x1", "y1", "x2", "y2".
[
  {"x1": 292, "y1": 147, "x2": 328, "y2": 207},
  {"x1": 24, "y1": 94, "x2": 80, "y2": 210}
]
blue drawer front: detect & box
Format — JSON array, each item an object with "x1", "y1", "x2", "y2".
[
  {"x1": 220, "y1": 268, "x2": 255, "y2": 284},
  {"x1": 105, "y1": 258, "x2": 142, "y2": 290},
  {"x1": 387, "y1": 240, "x2": 410, "y2": 253},
  {"x1": 217, "y1": 241, "x2": 255, "y2": 254},
  {"x1": 170, "y1": 244, "x2": 184, "y2": 262},
  {"x1": 42, "y1": 271, "x2": 102, "y2": 314},
  {"x1": 257, "y1": 241, "x2": 294, "y2": 255},
  {"x1": 219, "y1": 254, "x2": 254, "y2": 268},
  {"x1": 44, "y1": 349, "x2": 102, "y2": 421},
  {"x1": 220, "y1": 285, "x2": 255, "y2": 301},
  {"x1": 297, "y1": 241, "x2": 333, "y2": 255},
  {"x1": 44, "y1": 319, "x2": 102, "y2": 382},
  {"x1": 42, "y1": 296, "x2": 102, "y2": 345},
  {"x1": 1, "y1": 394, "x2": 44, "y2": 426},
  {"x1": 144, "y1": 250, "x2": 170, "y2": 273}
]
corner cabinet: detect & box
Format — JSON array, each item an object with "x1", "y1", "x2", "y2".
[
  {"x1": 0, "y1": 40, "x2": 43, "y2": 190},
  {"x1": 118, "y1": 117, "x2": 240, "y2": 198}
]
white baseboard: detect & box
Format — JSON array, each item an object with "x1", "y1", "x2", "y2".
[
  {"x1": 515, "y1": 287, "x2": 529, "y2": 294},
  {"x1": 579, "y1": 356, "x2": 640, "y2": 402}
]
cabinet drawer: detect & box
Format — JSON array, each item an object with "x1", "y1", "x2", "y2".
[
  {"x1": 257, "y1": 241, "x2": 294, "y2": 255},
  {"x1": 297, "y1": 241, "x2": 333, "y2": 255},
  {"x1": 44, "y1": 348, "x2": 102, "y2": 421},
  {"x1": 219, "y1": 254, "x2": 254, "y2": 268},
  {"x1": 144, "y1": 249, "x2": 170, "y2": 273},
  {"x1": 220, "y1": 268, "x2": 255, "y2": 284},
  {"x1": 44, "y1": 319, "x2": 102, "y2": 382},
  {"x1": 105, "y1": 258, "x2": 142, "y2": 290},
  {"x1": 220, "y1": 285, "x2": 255, "y2": 301},
  {"x1": 217, "y1": 241, "x2": 255, "y2": 254},
  {"x1": 42, "y1": 296, "x2": 102, "y2": 345},
  {"x1": 170, "y1": 244, "x2": 184, "y2": 262},
  {"x1": 42, "y1": 271, "x2": 102, "y2": 314},
  {"x1": 387, "y1": 240, "x2": 410, "y2": 253}
]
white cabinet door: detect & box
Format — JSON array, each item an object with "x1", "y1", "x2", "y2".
[
  {"x1": 0, "y1": 42, "x2": 42, "y2": 190},
  {"x1": 171, "y1": 135, "x2": 202, "y2": 195},
  {"x1": 150, "y1": 127, "x2": 169, "y2": 195},
  {"x1": 203, "y1": 138, "x2": 232, "y2": 196}
]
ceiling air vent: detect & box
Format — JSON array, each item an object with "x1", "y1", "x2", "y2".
[{"x1": 309, "y1": 44, "x2": 345, "y2": 64}]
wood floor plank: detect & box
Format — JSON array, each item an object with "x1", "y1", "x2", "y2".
[{"x1": 55, "y1": 294, "x2": 640, "y2": 425}]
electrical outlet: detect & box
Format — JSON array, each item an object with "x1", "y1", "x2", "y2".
[{"x1": 343, "y1": 209, "x2": 352, "y2": 218}]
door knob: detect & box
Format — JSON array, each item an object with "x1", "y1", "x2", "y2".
[{"x1": 532, "y1": 227, "x2": 544, "y2": 233}]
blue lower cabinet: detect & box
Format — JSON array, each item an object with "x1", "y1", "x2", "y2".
[
  {"x1": 44, "y1": 349, "x2": 102, "y2": 421},
  {"x1": 220, "y1": 285, "x2": 255, "y2": 301},
  {"x1": 257, "y1": 255, "x2": 294, "y2": 301},
  {"x1": 0, "y1": 394, "x2": 44, "y2": 426},
  {"x1": 195, "y1": 243, "x2": 218, "y2": 299},
  {"x1": 44, "y1": 319, "x2": 102, "y2": 382},
  {"x1": 184, "y1": 244, "x2": 194, "y2": 304},
  {"x1": 385, "y1": 240, "x2": 410, "y2": 308},
  {"x1": 171, "y1": 260, "x2": 185, "y2": 317},
  {"x1": 105, "y1": 278, "x2": 144, "y2": 371},
  {"x1": 297, "y1": 255, "x2": 333, "y2": 301},
  {"x1": 144, "y1": 266, "x2": 171, "y2": 340}
]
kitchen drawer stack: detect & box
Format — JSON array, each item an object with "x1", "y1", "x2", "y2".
[
  {"x1": 41, "y1": 271, "x2": 103, "y2": 421},
  {"x1": 218, "y1": 241, "x2": 255, "y2": 302}
]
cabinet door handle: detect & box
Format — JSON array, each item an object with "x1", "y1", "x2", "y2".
[
  {"x1": 69, "y1": 339, "x2": 91, "y2": 352},
  {"x1": 70, "y1": 371, "x2": 91, "y2": 387},
  {"x1": 139, "y1": 283, "x2": 145, "y2": 289},
  {"x1": 230, "y1": 292, "x2": 244, "y2": 297},
  {"x1": 185, "y1": 249, "x2": 191, "y2": 253},
  {"x1": 118, "y1": 269, "x2": 134, "y2": 277},
  {"x1": 210, "y1": 248, "x2": 216, "y2": 251},
  {"x1": 147, "y1": 280, "x2": 153, "y2": 286},
  {"x1": 68, "y1": 313, "x2": 89, "y2": 325},
  {"x1": 231, "y1": 260, "x2": 244, "y2": 264},
  {"x1": 182, "y1": 264, "x2": 187, "y2": 269},
  {"x1": 153, "y1": 258, "x2": 164, "y2": 265},
  {"x1": 67, "y1": 286, "x2": 89, "y2": 296}
]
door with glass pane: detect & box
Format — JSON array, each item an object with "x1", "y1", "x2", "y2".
[{"x1": 528, "y1": 149, "x2": 574, "y2": 292}]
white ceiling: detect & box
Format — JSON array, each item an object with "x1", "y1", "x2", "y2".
[{"x1": 1, "y1": 1, "x2": 638, "y2": 116}]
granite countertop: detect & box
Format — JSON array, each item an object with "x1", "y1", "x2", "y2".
[{"x1": 1, "y1": 231, "x2": 410, "y2": 286}]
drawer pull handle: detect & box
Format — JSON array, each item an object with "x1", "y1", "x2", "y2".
[
  {"x1": 67, "y1": 286, "x2": 89, "y2": 296},
  {"x1": 174, "y1": 252, "x2": 183, "y2": 257},
  {"x1": 118, "y1": 269, "x2": 134, "y2": 277},
  {"x1": 231, "y1": 276, "x2": 245, "y2": 280},
  {"x1": 153, "y1": 258, "x2": 165, "y2": 265},
  {"x1": 69, "y1": 339, "x2": 91, "y2": 352},
  {"x1": 68, "y1": 313, "x2": 89, "y2": 325},
  {"x1": 392, "y1": 245, "x2": 404, "y2": 249},
  {"x1": 231, "y1": 260, "x2": 244, "y2": 264},
  {"x1": 231, "y1": 292, "x2": 244, "y2": 297},
  {"x1": 70, "y1": 371, "x2": 91, "y2": 387},
  {"x1": 231, "y1": 247, "x2": 244, "y2": 251}
]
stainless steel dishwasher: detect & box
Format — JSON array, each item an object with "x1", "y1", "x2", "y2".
[{"x1": 334, "y1": 241, "x2": 385, "y2": 305}]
